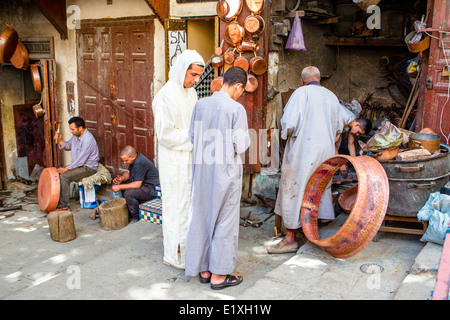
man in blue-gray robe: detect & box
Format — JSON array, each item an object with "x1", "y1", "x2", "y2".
[{"x1": 185, "y1": 67, "x2": 250, "y2": 290}]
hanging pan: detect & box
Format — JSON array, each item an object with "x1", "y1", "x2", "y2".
[
  {"x1": 234, "y1": 53, "x2": 249, "y2": 72},
  {"x1": 210, "y1": 76, "x2": 224, "y2": 93},
  {"x1": 224, "y1": 21, "x2": 245, "y2": 46},
  {"x1": 245, "y1": 73, "x2": 258, "y2": 92},
  {"x1": 245, "y1": 0, "x2": 265, "y2": 14},
  {"x1": 244, "y1": 14, "x2": 265, "y2": 36},
  {"x1": 10, "y1": 40, "x2": 29, "y2": 70},
  {"x1": 249, "y1": 52, "x2": 267, "y2": 75},
  {"x1": 220, "y1": 0, "x2": 243, "y2": 22},
  {"x1": 223, "y1": 48, "x2": 236, "y2": 65},
  {"x1": 0, "y1": 23, "x2": 19, "y2": 63},
  {"x1": 30, "y1": 61, "x2": 42, "y2": 93}
]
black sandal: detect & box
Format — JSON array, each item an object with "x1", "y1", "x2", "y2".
[
  {"x1": 210, "y1": 275, "x2": 243, "y2": 290},
  {"x1": 199, "y1": 272, "x2": 211, "y2": 284}
]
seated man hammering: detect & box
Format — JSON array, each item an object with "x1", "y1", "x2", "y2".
[
  {"x1": 54, "y1": 116, "x2": 100, "y2": 210},
  {"x1": 111, "y1": 146, "x2": 160, "y2": 222}
]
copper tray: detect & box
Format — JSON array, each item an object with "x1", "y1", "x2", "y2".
[
  {"x1": 38, "y1": 167, "x2": 60, "y2": 212},
  {"x1": 300, "y1": 155, "x2": 389, "y2": 259}
]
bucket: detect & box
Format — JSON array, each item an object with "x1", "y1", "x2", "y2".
[
  {"x1": 405, "y1": 31, "x2": 430, "y2": 53},
  {"x1": 79, "y1": 185, "x2": 98, "y2": 208}
]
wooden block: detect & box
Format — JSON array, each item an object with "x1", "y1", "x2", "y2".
[
  {"x1": 47, "y1": 210, "x2": 77, "y2": 242},
  {"x1": 99, "y1": 198, "x2": 129, "y2": 231},
  {"x1": 396, "y1": 149, "x2": 431, "y2": 161}
]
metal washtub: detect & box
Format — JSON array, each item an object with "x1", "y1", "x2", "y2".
[{"x1": 379, "y1": 143, "x2": 450, "y2": 217}]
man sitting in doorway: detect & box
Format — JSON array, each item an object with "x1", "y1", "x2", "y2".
[
  {"x1": 54, "y1": 116, "x2": 100, "y2": 210},
  {"x1": 111, "y1": 146, "x2": 160, "y2": 223},
  {"x1": 335, "y1": 105, "x2": 372, "y2": 177}
]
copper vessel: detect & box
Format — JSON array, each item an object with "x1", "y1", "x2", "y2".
[
  {"x1": 0, "y1": 24, "x2": 19, "y2": 63},
  {"x1": 300, "y1": 155, "x2": 389, "y2": 259},
  {"x1": 10, "y1": 40, "x2": 29, "y2": 70},
  {"x1": 409, "y1": 132, "x2": 441, "y2": 155},
  {"x1": 235, "y1": 40, "x2": 259, "y2": 53},
  {"x1": 234, "y1": 55, "x2": 249, "y2": 72},
  {"x1": 245, "y1": 0, "x2": 264, "y2": 14},
  {"x1": 38, "y1": 167, "x2": 61, "y2": 212},
  {"x1": 224, "y1": 22, "x2": 245, "y2": 45},
  {"x1": 223, "y1": 49, "x2": 236, "y2": 64},
  {"x1": 249, "y1": 54, "x2": 267, "y2": 75},
  {"x1": 369, "y1": 146, "x2": 399, "y2": 161},
  {"x1": 30, "y1": 61, "x2": 42, "y2": 93},
  {"x1": 244, "y1": 14, "x2": 265, "y2": 36},
  {"x1": 245, "y1": 74, "x2": 258, "y2": 92},
  {"x1": 210, "y1": 76, "x2": 223, "y2": 93}
]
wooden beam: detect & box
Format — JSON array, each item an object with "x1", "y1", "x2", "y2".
[
  {"x1": 144, "y1": 0, "x2": 169, "y2": 25},
  {"x1": 32, "y1": 0, "x2": 68, "y2": 40}
]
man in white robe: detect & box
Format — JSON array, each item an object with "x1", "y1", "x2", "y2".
[
  {"x1": 152, "y1": 50, "x2": 205, "y2": 269},
  {"x1": 185, "y1": 67, "x2": 250, "y2": 290},
  {"x1": 267, "y1": 66, "x2": 343, "y2": 254}
]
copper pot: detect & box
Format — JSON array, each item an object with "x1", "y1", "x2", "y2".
[
  {"x1": 249, "y1": 54, "x2": 267, "y2": 75},
  {"x1": 225, "y1": 22, "x2": 245, "y2": 46},
  {"x1": 0, "y1": 23, "x2": 19, "y2": 63},
  {"x1": 10, "y1": 40, "x2": 29, "y2": 70},
  {"x1": 234, "y1": 54, "x2": 249, "y2": 72},
  {"x1": 211, "y1": 53, "x2": 224, "y2": 67},
  {"x1": 409, "y1": 132, "x2": 441, "y2": 154},
  {"x1": 223, "y1": 49, "x2": 236, "y2": 65},
  {"x1": 244, "y1": 14, "x2": 265, "y2": 36},
  {"x1": 369, "y1": 146, "x2": 399, "y2": 161},
  {"x1": 30, "y1": 61, "x2": 42, "y2": 93},
  {"x1": 210, "y1": 76, "x2": 223, "y2": 93},
  {"x1": 216, "y1": 0, "x2": 230, "y2": 20},
  {"x1": 245, "y1": 0, "x2": 265, "y2": 14},
  {"x1": 245, "y1": 74, "x2": 258, "y2": 92},
  {"x1": 33, "y1": 103, "x2": 45, "y2": 118}
]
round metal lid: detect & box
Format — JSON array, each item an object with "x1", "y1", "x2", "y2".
[{"x1": 38, "y1": 167, "x2": 60, "y2": 212}]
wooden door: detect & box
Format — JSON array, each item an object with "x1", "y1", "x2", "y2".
[
  {"x1": 77, "y1": 18, "x2": 155, "y2": 176},
  {"x1": 418, "y1": 0, "x2": 450, "y2": 144}
]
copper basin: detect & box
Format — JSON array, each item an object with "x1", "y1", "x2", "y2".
[
  {"x1": 338, "y1": 186, "x2": 358, "y2": 214},
  {"x1": 38, "y1": 167, "x2": 60, "y2": 212},
  {"x1": 300, "y1": 155, "x2": 389, "y2": 259}
]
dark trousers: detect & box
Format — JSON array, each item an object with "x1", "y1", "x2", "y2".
[
  {"x1": 123, "y1": 186, "x2": 156, "y2": 220},
  {"x1": 58, "y1": 166, "x2": 97, "y2": 208}
]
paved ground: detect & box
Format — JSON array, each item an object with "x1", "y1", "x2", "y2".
[{"x1": 0, "y1": 183, "x2": 443, "y2": 302}]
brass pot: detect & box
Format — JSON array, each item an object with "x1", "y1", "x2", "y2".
[
  {"x1": 369, "y1": 146, "x2": 400, "y2": 161},
  {"x1": 409, "y1": 132, "x2": 441, "y2": 154}
]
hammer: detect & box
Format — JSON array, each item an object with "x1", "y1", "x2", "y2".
[{"x1": 55, "y1": 121, "x2": 62, "y2": 144}]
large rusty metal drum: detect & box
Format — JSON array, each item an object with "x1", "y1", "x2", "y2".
[
  {"x1": 38, "y1": 167, "x2": 60, "y2": 212},
  {"x1": 379, "y1": 143, "x2": 450, "y2": 217},
  {"x1": 301, "y1": 155, "x2": 389, "y2": 259}
]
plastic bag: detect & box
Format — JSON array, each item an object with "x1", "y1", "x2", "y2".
[
  {"x1": 285, "y1": 11, "x2": 306, "y2": 51},
  {"x1": 359, "y1": 120, "x2": 405, "y2": 151},
  {"x1": 417, "y1": 192, "x2": 450, "y2": 245}
]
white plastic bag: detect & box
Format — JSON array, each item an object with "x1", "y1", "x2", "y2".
[{"x1": 417, "y1": 192, "x2": 450, "y2": 245}]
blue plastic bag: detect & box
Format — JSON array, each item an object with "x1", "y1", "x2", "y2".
[{"x1": 417, "y1": 192, "x2": 450, "y2": 245}]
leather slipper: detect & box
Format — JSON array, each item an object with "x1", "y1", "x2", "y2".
[
  {"x1": 199, "y1": 273, "x2": 211, "y2": 284},
  {"x1": 210, "y1": 275, "x2": 243, "y2": 290},
  {"x1": 266, "y1": 240, "x2": 298, "y2": 254}
]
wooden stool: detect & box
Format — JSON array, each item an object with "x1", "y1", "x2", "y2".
[
  {"x1": 47, "y1": 210, "x2": 77, "y2": 242},
  {"x1": 98, "y1": 198, "x2": 129, "y2": 231}
]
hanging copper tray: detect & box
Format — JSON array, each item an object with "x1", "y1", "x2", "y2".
[
  {"x1": 244, "y1": 14, "x2": 265, "y2": 36},
  {"x1": 10, "y1": 40, "x2": 29, "y2": 70},
  {"x1": 38, "y1": 167, "x2": 60, "y2": 212},
  {"x1": 220, "y1": 0, "x2": 243, "y2": 22},
  {"x1": 300, "y1": 155, "x2": 389, "y2": 259}
]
